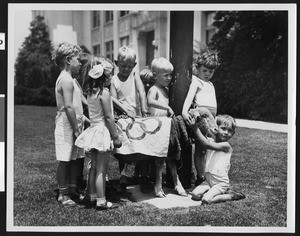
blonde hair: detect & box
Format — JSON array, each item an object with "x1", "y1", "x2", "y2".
[
  {"x1": 51, "y1": 42, "x2": 82, "y2": 68},
  {"x1": 216, "y1": 114, "x2": 236, "y2": 134},
  {"x1": 117, "y1": 46, "x2": 136, "y2": 61},
  {"x1": 150, "y1": 57, "x2": 174, "y2": 74}
]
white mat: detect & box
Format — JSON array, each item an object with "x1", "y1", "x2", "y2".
[{"x1": 126, "y1": 185, "x2": 202, "y2": 209}]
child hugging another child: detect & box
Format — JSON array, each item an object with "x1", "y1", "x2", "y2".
[
  {"x1": 147, "y1": 57, "x2": 188, "y2": 197},
  {"x1": 189, "y1": 114, "x2": 245, "y2": 204},
  {"x1": 52, "y1": 42, "x2": 90, "y2": 206},
  {"x1": 110, "y1": 46, "x2": 149, "y2": 193},
  {"x1": 75, "y1": 56, "x2": 122, "y2": 210},
  {"x1": 182, "y1": 47, "x2": 220, "y2": 187}
]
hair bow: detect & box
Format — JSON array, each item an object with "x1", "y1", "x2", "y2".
[
  {"x1": 88, "y1": 64, "x2": 104, "y2": 79},
  {"x1": 101, "y1": 61, "x2": 114, "y2": 73}
]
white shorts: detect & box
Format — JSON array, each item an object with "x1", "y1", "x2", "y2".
[
  {"x1": 204, "y1": 172, "x2": 229, "y2": 194},
  {"x1": 55, "y1": 111, "x2": 84, "y2": 162}
]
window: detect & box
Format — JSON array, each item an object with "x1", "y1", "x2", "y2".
[
  {"x1": 120, "y1": 36, "x2": 129, "y2": 47},
  {"x1": 93, "y1": 44, "x2": 100, "y2": 57},
  {"x1": 205, "y1": 12, "x2": 216, "y2": 43},
  {"x1": 105, "y1": 11, "x2": 113, "y2": 23},
  {"x1": 92, "y1": 11, "x2": 100, "y2": 28},
  {"x1": 105, "y1": 41, "x2": 114, "y2": 60},
  {"x1": 120, "y1": 11, "x2": 129, "y2": 17}
]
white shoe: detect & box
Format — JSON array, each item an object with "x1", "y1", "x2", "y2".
[
  {"x1": 58, "y1": 194, "x2": 76, "y2": 206},
  {"x1": 175, "y1": 185, "x2": 188, "y2": 197}
]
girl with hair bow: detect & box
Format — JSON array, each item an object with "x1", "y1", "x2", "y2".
[{"x1": 75, "y1": 56, "x2": 122, "y2": 210}]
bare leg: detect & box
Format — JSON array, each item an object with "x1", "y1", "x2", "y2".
[
  {"x1": 194, "y1": 141, "x2": 206, "y2": 185},
  {"x1": 166, "y1": 160, "x2": 187, "y2": 196},
  {"x1": 88, "y1": 152, "x2": 97, "y2": 197},
  {"x1": 191, "y1": 183, "x2": 210, "y2": 200},
  {"x1": 154, "y1": 159, "x2": 166, "y2": 198},
  {"x1": 57, "y1": 161, "x2": 70, "y2": 195},
  {"x1": 117, "y1": 159, "x2": 128, "y2": 193},
  {"x1": 94, "y1": 151, "x2": 111, "y2": 198},
  {"x1": 94, "y1": 152, "x2": 119, "y2": 210},
  {"x1": 201, "y1": 187, "x2": 226, "y2": 204},
  {"x1": 68, "y1": 160, "x2": 78, "y2": 198}
]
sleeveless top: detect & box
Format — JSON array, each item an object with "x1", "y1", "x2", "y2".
[
  {"x1": 205, "y1": 139, "x2": 231, "y2": 183},
  {"x1": 192, "y1": 75, "x2": 217, "y2": 114},
  {"x1": 148, "y1": 86, "x2": 169, "y2": 117},
  {"x1": 74, "y1": 88, "x2": 113, "y2": 152},
  {"x1": 111, "y1": 72, "x2": 141, "y2": 117},
  {"x1": 87, "y1": 88, "x2": 113, "y2": 126},
  {"x1": 55, "y1": 70, "x2": 83, "y2": 119}
]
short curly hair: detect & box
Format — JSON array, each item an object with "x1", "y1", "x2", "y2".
[
  {"x1": 194, "y1": 47, "x2": 220, "y2": 70},
  {"x1": 150, "y1": 57, "x2": 174, "y2": 74},
  {"x1": 216, "y1": 114, "x2": 236, "y2": 134},
  {"x1": 117, "y1": 46, "x2": 136, "y2": 61},
  {"x1": 51, "y1": 42, "x2": 82, "y2": 68}
]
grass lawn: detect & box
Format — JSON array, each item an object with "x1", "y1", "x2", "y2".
[{"x1": 12, "y1": 105, "x2": 288, "y2": 228}]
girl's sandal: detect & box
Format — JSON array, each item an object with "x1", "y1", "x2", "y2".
[
  {"x1": 95, "y1": 201, "x2": 119, "y2": 210},
  {"x1": 155, "y1": 188, "x2": 166, "y2": 198},
  {"x1": 175, "y1": 185, "x2": 188, "y2": 197}
]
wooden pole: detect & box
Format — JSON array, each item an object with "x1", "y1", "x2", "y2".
[{"x1": 167, "y1": 11, "x2": 194, "y2": 189}]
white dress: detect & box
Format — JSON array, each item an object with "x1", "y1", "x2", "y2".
[{"x1": 75, "y1": 88, "x2": 113, "y2": 152}]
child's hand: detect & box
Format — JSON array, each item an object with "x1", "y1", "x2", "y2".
[
  {"x1": 74, "y1": 130, "x2": 80, "y2": 138},
  {"x1": 113, "y1": 137, "x2": 122, "y2": 148},
  {"x1": 189, "y1": 118, "x2": 199, "y2": 131},
  {"x1": 167, "y1": 107, "x2": 174, "y2": 118},
  {"x1": 182, "y1": 112, "x2": 193, "y2": 125},
  {"x1": 126, "y1": 110, "x2": 136, "y2": 120},
  {"x1": 141, "y1": 108, "x2": 148, "y2": 118}
]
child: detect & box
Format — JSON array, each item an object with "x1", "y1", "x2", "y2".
[
  {"x1": 132, "y1": 67, "x2": 156, "y2": 193},
  {"x1": 189, "y1": 114, "x2": 245, "y2": 204},
  {"x1": 75, "y1": 52, "x2": 92, "y2": 195},
  {"x1": 140, "y1": 67, "x2": 156, "y2": 95},
  {"x1": 181, "y1": 47, "x2": 220, "y2": 186},
  {"x1": 110, "y1": 46, "x2": 148, "y2": 192},
  {"x1": 75, "y1": 56, "x2": 122, "y2": 210},
  {"x1": 147, "y1": 57, "x2": 187, "y2": 197},
  {"x1": 52, "y1": 42, "x2": 88, "y2": 205}
]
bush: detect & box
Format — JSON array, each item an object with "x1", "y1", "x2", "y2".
[
  {"x1": 208, "y1": 11, "x2": 288, "y2": 124},
  {"x1": 15, "y1": 85, "x2": 55, "y2": 106}
]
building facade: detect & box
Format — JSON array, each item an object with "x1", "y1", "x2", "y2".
[{"x1": 33, "y1": 10, "x2": 216, "y2": 72}]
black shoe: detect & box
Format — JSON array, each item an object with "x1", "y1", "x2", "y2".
[
  {"x1": 116, "y1": 175, "x2": 128, "y2": 193},
  {"x1": 228, "y1": 190, "x2": 246, "y2": 201},
  {"x1": 95, "y1": 201, "x2": 119, "y2": 210},
  {"x1": 140, "y1": 177, "x2": 152, "y2": 194},
  {"x1": 116, "y1": 183, "x2": 127, "y2": 193},
  {"x1": 69, "y1": 188, "x2": 80, "y2": 201},
  {"x1": 190, "y1": 192, "x2": 203, "y2": 201}
]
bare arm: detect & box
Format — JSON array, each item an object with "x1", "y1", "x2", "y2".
[
  {"x1": 81, "y1": 94, "x2": 88, "y2": 106},
  {"x1": 147, "y1": 87, "x2": 174, "y2": 117},
  {"x1": 61, "y1": 78, "x2": 79, "y2": 137},
  {"x1": 135, "y1": 73, "x2": 148, "y2": 116},
  {"x1": 100, "y1": 89, "x2": 122, "y2": 147},
  {"x1": 182, "y1": 80, "x2": 198, "y2": 125},
  {"x1": 190, "y1": 119, "x2": 232, "y2": 153}
]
